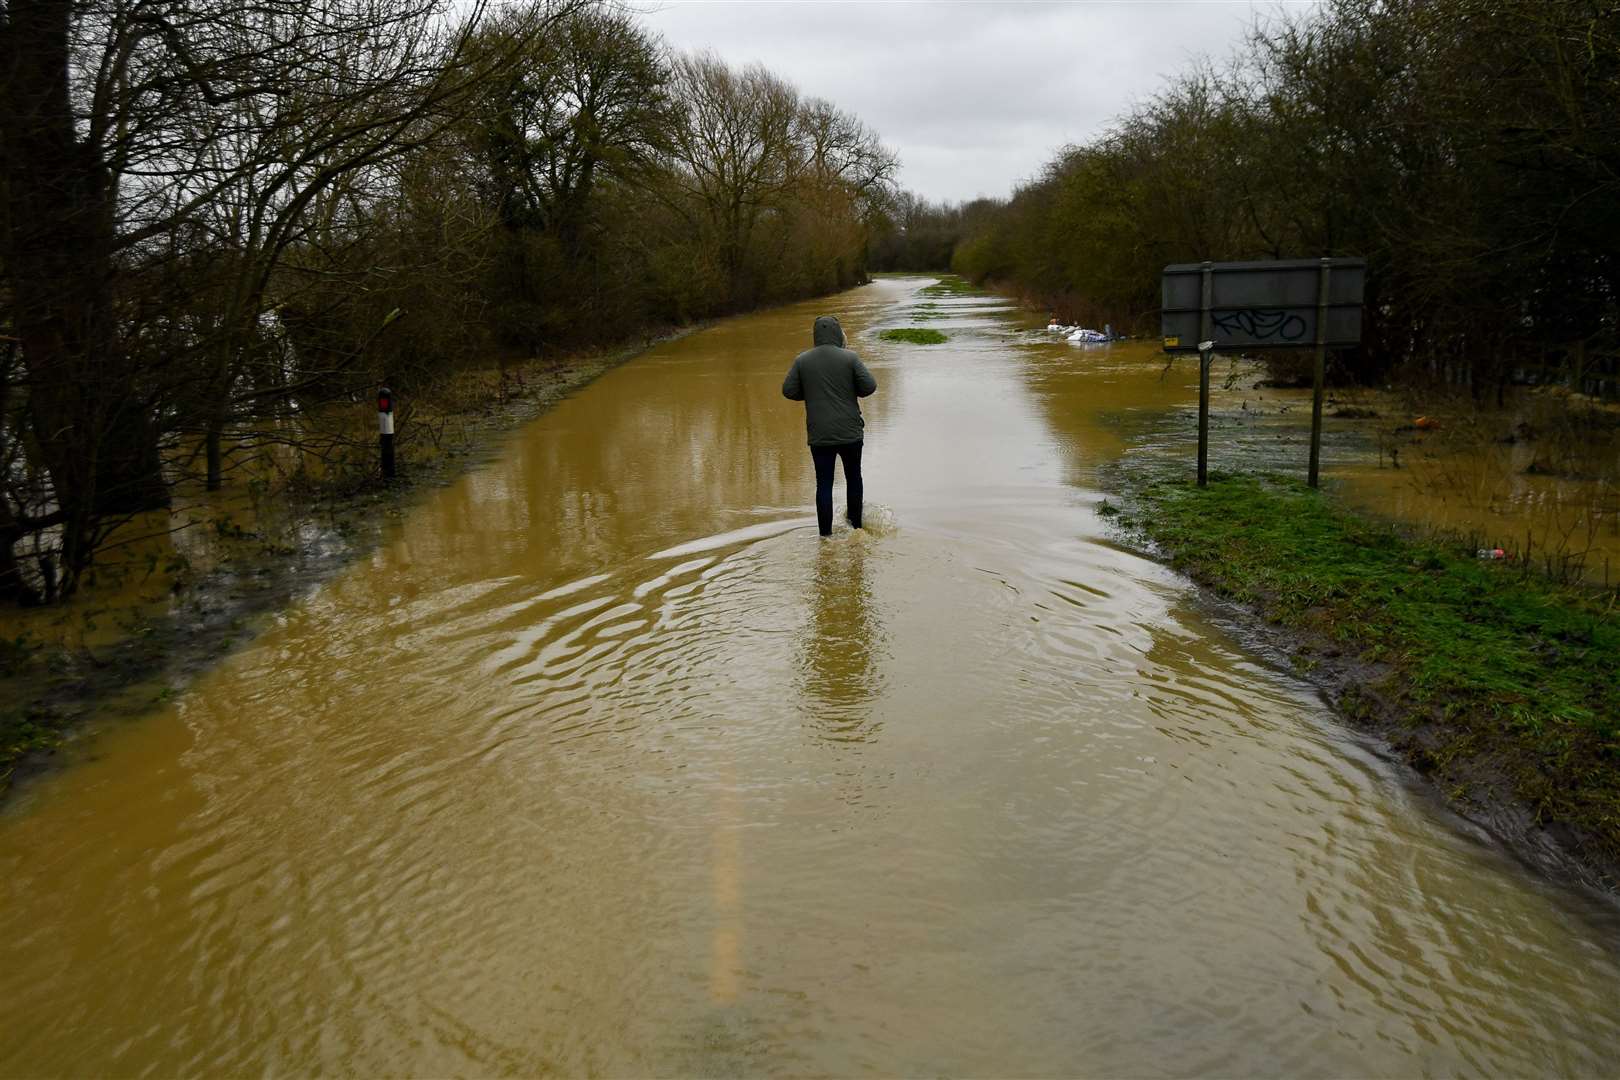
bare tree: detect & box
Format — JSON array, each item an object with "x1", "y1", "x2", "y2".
[
  {"x1": 0, "y1": 0, "x2": 587, "y2": 595},
  {"x1": 663, "y1": 52, "x2": 806, "y2": 308},
  {"x1": 462, "y1": 2, "x2": 676, "y2": 348}
]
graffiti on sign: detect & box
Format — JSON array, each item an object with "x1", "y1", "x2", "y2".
[{"x1": 1212, "y1": 308, "x2": 1307, "y2": 343}]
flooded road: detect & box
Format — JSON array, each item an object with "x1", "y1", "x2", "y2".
[{"x1": 4, "y1": 277, "x2": 1620, "y2": 1076}]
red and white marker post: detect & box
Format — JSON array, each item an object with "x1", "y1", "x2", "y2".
[{"x1": 378, "y1": 386, "x2": 396, "y2": 479}]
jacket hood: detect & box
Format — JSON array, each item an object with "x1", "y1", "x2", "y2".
[{"x1": 813, "y1": 315, "x2": 845, "y2": 348}]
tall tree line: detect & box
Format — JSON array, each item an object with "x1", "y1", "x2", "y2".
[
  {"x1": 867, "y1": 192, "x2": 999, "y2": 274},
  {"x1": 951, "y1": 0, "x2": 1618, "y2": 393},
  {"x1": 0, "y1": 0, "x2": 897, "y2": 605}
]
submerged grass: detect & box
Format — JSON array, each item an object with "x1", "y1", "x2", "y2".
[
  {"x1": 880, "y1": 328, "x2": 948, "y2": 345},
  {"x1": 1, "y1": 701, "x2": 60, "y2": 791},
  {"x1": 1117, "y1": 471, "x2": 1620, "y2": 865},
  {"x1": 919, "y1": 276, "x2": 976, "y2": 297},
  {"x1": 0, "y1": 633, "x2": 78, "y2": 795}
]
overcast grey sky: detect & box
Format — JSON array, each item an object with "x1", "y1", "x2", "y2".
[{"x1": 640, "y1": 1, "x2": 1312, "y2": 204}]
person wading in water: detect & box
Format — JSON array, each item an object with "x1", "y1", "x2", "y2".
[{"x1": 782, "y1": 315, "x2": 878, "y2": 537}]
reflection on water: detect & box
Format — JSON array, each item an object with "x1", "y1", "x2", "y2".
[
  {"x1": 3, "y1": 278, "x2": 1620, "y2": 1076},
  {"x1": 797, "y1": 535, "x2": 887, "y2": 743}
]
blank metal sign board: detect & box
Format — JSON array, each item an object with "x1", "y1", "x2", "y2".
[{"x1": 1161, "y1": 258, "x2": 1365, "y2": 352}]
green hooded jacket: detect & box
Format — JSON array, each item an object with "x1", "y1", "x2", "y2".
[{"x1": 782, "y1": 315, "x2": 878, "y2": 446}]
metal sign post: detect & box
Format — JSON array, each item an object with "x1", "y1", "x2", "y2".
[
  {"x1": 1308, "y1": 260, "x2": 1332, "y2": 488},
  {"x1": 1162, "y1": 258, "x2": 1365, "y2": 488},
  {"x1": 1198, "y1": 341, "x2": 1215, "y2": 487},
  {"x1": 1197, "y1": 263, "x2": 1214, "y2": 487}
]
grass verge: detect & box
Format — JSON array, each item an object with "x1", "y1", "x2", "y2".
[
  {"x1": 880, "y1": 328, "x2": 948, "y2": 345},
  {"x1": 1113, "y1": 471, "x2": 1620, "y2": 881}
]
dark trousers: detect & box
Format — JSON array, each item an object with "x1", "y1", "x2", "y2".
[{"x1": 810, "y1": 442, "x2": 863, "y2": 536}]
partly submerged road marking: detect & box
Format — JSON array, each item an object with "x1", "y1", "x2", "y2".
[{"x1": 710, "y1": 764, "x2": 743, "y2": 1006}]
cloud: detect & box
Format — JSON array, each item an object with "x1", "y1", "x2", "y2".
[{"x1": 640, "y1": 0, "x2": 1292, "y2": 202}]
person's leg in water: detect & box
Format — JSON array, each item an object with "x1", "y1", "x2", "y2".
[
  {"x1": 811, "y1": 444, "x2": 838, "y2": 536},
  {"x1": 839, "y1": 442, "x2": 863, "y2": 528}
]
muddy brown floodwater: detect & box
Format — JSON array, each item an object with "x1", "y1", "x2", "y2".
[{"x1": 4, "y1": 278, "x2": 1620, "y2": 1076}]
